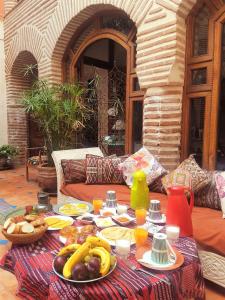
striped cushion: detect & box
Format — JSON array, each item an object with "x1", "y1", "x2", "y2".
[
  {"x1": 86, "y1": 154, "x2": 126, "y2": 184},
  {"x1": 61, "y1": 159, "x2": 86, "y2": 183}
]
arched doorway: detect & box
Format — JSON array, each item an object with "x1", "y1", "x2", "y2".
[
  {"x1": 8, "y1": 51, "x2": 42, "y2": 162},
  {"x1": 182, "y1": 0, "x2": 225, "y2": 170},
  {"x1": 63, "y1": 11, "x2": 144, "y2": 156}
]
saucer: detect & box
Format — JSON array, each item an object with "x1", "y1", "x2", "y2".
[
  {"x1": 146, "y1": 214, "x2": 166, "y2": 224},
  {"x1": 136, "y1": 247, "x2": 184, "y2": 271}
]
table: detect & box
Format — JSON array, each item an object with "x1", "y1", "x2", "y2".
[{"x1": 0, "y1": 218, "x2": 205, "y2": 300}]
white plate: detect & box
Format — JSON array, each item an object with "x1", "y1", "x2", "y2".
[
  {"x1": 147, "y1": 223, "x2": 164, "y2": 235},
  {"x1": 44, "y1": 216, "x2": 74, "y2": 230},
  {"x1": 98, "y1": 227, "x2": 135, "y2": 246},
  {"x1": 94, "y1": 217, "x2": 117, "y2": 228},
  {"x1": 53, "y1": 200, "x2": 93, "y2": 217},
  {"x1": 112, "y1": 214, "x2": 135, "y2": 226},
  {"x1": 52, "y1": 257, "x2": 117, "y2": 283},
  {"x1": 146, "y1": 214, "x2": 166, "y2": 224}
]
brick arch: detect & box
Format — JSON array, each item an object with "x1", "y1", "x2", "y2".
[
  {"x1": 44, "y1": 0, "x2": 197, "y2": 88},
  {"x1": 44, "y1": 0, "x2": 153, "y2": 83},
  {"x1": 7, "y1": 50, "x2": 39, "y2": 163},
  {"x1": 5, "y1": 25, "x2": 43, "y2": 74}
]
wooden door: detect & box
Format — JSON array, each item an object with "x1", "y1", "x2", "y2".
[
  {"x1": 182, "y1": 0, "x2": 225, "y2": 169},
  {"x1": 63, "y1": 12, "x2": 144, "y2": 154}
]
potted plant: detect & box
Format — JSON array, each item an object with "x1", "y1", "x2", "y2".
[
  {"x1": 22, "y1": 77, "x2": 91, "y2": 193},
  {"x1": 0, "y1": 145, "x2": 19, "y2": 170}
]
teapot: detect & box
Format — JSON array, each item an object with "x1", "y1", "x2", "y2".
[{"x1": 166, "y1": 186, "x2": 194, "y2": 237}]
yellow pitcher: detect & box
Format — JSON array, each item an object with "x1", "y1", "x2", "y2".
[{"x1": 130, "y1": 170, "x2": 149, "y2": 210}]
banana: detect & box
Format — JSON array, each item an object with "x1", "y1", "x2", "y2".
[
  {"x1": 89, "y1": 246, "x2": 111, "y2": 276},
  {"x1": 86, "y1": 236, "x2": 111, "y2": 252},
  {"x1": 63, "y1": 242, "x2": 92, "y2": 279},
  {"x1": 57, "y1": 243, "x2": 80, "y2": 256}
]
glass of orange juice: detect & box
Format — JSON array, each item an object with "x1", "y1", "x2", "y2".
[
  {"x1": 93, "y1": 199, "x2": 103, "y2": 214},
  {"x1": 135, "y1": 208, "x2": 147, "y2": 225},
  {"x1": 134, "y1": 227, "x2": 148, "y2": 247}
]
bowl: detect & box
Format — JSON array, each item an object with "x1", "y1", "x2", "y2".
[
  {"x1": 76, "y1": 214, "x2": 95, "y2": 225},
  {"x1": 2, "y1": 223, "x2": 48, "y2": 245}
]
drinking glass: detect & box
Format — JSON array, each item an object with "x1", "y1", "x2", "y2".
[
  {"x1": 115, "y1": 239, "x2": 131, "y2": 259},
  {"x1": 135, "y1": 208, "x2": 147, "y2": 225},
  {"x1": 93, "y1": 199, "x2": 103, "y2": 214},
  {"x1": 117, "y1": 204, "x2": 128, "y2": 215},
  {"x1": 134, "y1": 227, "x2": 148, "y2": 247},
  {"x1": 166, "y1": 225, "x2": 180, "y2": 246}
]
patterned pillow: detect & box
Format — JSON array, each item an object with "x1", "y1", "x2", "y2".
[
  {"x1": 118, "y1": 147, "x2": 166, "y2": 187},
  {"x1": 195, "y1": 171, "x2": 221, "y2": 210},
  {"x1": 215, "y1": 171, "x2": 225, "y2": 218},
  {"x1": 85, "y1": 155, "x2": 126, "y2": 184},
  {"x1": 162, "y1": 155, "x2": 210, "y2": 193},
  {"x1": 162, "y1": 170, "x2": 192, "y2": 191},
  {"x1": 61, "y1": 159, "x2": 86, "y2": 184},
  {"x1": 149, "y1": 175, "x2": 167, "y2": 194}
]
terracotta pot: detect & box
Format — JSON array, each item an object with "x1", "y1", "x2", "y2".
[
  {"x1": 0, "y1": 157, "x2": 13, "y2": 170},
  {"x1": 37, "y1": 164, "x2": 57, "y2": 194}
]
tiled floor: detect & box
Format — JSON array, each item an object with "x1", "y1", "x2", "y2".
[{"x1": 0, "y1": 166, "x2": 224, "y2": 299}]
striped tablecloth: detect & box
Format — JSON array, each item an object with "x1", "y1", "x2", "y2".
[{"x1": 0, "y1": 220, "x2": 205, "y2": 300}]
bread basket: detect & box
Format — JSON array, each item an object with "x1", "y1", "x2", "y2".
[{"x1": 2, "y1": 223, "x2": 48, "y2": 245}]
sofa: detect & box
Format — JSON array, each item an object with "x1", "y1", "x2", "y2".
[{"x1": 52, "y1": 148, "x2": 225, "y2": 288}]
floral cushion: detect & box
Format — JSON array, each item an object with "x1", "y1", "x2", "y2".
[
  {"x1": 85, "y1": 155, "x2": 126, "y2": 184},
  {"x1": 195, "y1": 171, "x2": 221, "y2": 210},
  {"x1": 215, "y1": 172, "x2": 225, "y2": 218},
  {"x1": 162, "y1": 155, "x2": 210, "y2": 193},
  {"x1": 61, "y1": 159, "x2": 86, "y2": 184},
  {"x1": 118, "y1": 147, "x2": 166, "y2": 187}
]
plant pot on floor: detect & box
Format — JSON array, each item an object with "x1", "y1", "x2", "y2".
[
  {"x1": 0, "y1": 157, "x2": 13, "y2": 170},
  {"x1": 37, "y1": 163, "x2": 57, "y2": 194}
]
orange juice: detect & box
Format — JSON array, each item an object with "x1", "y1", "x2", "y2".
[
  {"x1": 135, "y1": 208, "x2": 147, "y2": 225},
  {"x1": 134, "y1": 227, "x2": 148, "y2": 247},
  {"x1": 93, "y1": 199, "x2": 103, "y2": 214}
]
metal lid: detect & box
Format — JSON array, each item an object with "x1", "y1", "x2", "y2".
[{"x1": 106, "y1": 190, "x2": 116, "y2": 200}]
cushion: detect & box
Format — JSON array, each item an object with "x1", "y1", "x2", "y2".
[
  {"x1": 61, "y1": 159, "x2": 86, "y2": 184},
  {"x1": 162, "y1": 170, "x2": 192, "y2": 191},
  {"x1": 85, "y1": 154, "x2": 126, "y2": 184},
  {"x1": 195, "y1": 171, "x2": 221, "y2": 210},
  {"x1": 162, "y1": 155, "x2": 210, "y2": 193},
  {"x1": 118, "y1": 147, "x2": 166, "y2": 187},
  {"x1": 149, "y1": 175, "x2": 167, "y2": 194},
  {"x1": 215, "y1": 171, "x2": 225, "y2": 218}
]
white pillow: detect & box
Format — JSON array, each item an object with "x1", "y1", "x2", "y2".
[
  {"x1": 215, "y1": 172, "x2": 225, "y2": 218},
  {"x1": 119, "y1": 147, "x2": 166, "y2": 187}
]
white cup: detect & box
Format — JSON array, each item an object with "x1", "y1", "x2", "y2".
[
  {"x1": 166, "y1": 225, "x2": 180, "y2": 245},
  {"x1": 117, "y1": 204, "x2": 128, "y2": 215},
  {"x1": 115, "y1": 239, "x2": 130, "y2": 259}
]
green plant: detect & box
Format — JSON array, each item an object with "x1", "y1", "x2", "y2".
[
  {"x1": 0, "y1": 145, "x2": 19, "y2": 159},
  {"x1": 22, "y1": 79, "x2": 92, "y2": 166}
]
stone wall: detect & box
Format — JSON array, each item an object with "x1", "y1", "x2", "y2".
[{"x1": 4, "y1": 0, "x2": 197, "y2": 170}]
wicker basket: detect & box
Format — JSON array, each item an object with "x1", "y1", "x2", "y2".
[{"x1": 2, "y1": 223, "x2": 48, "y2": 245}]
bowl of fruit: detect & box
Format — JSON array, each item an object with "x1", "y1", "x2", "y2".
[{"x1": 53, "y1": 236, "x2": 117, "y2": 283}]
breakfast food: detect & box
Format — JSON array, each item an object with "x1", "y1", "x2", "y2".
[
  {"x1": 3, "y1": 214, "x2": 46, "y2": 235},
  {"x1": 59, "y1": 226, "x2": 78, "y2": 239},
  {"x1": 44, "y1": 217, "x2": 73, "y2": 229},
  {"x1": 100, "y1": 226, "x2": 135, "y2": 243},
  {"x1": 116, "y1": 216, "x2": 130, "y2": 223},
  {"x1": 59, "y1": 203, "x2": 89, "y2": 216},
  {"x1": 54, "y1": 237, "x2": 115, "y2": 281}
]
